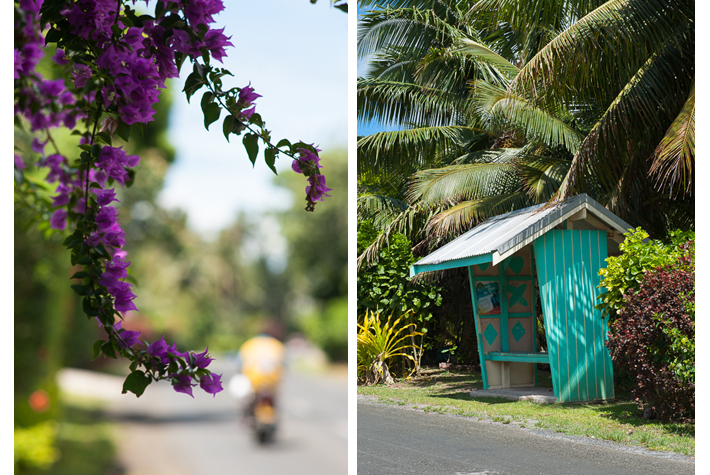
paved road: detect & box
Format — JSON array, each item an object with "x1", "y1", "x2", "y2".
[
  {"x1": 358, "y1": 395, "x2": 694, "y2": 475},
  {"x1": 58, "y1": 364, "x2": 347, "y2": 475}
]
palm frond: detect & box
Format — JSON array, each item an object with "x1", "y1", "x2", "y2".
[
  {"x1": 649, "y1": 81, "x2": 694, "y2": 198},
  {"x1": 452, "y1": 38, "x2": 520, "y2": 80},
  {"x1": 510, "y1": 0, "x2": 693, "y2": 108},
  {"x1": 425, "y1": 192, "x2": 533, "y2": 243},
  {"x1": 406, "y1": 159, "x2": 521, "y2": 205},
  {"x1": 357, "y1": 193, "x2": 410, "y2": 229},
  {"x1": 357, "y1": 126, "x2": 479, "y2": 180},
  {"x1": 357, "y1": 78, "x2": 468, "y2": 128},
  {"x1": 559, "y1": 35, "x2": 694, "y2": 200}
]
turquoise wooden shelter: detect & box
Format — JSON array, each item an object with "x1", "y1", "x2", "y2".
[{"x1": 410, "y1": 194, "x2": 632, "y2": 403}]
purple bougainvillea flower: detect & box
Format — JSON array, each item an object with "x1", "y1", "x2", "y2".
[
  {"x1": 50, "y1": 209, "x2": 67, "y2": 230},
  {"x1": 14, "y1": 49, "x2": 23, "y2": 78},
  {"x1": 291, "y1": 145, "x2": 322, "y2": 174},
  {"x1": 40, "y1": 78, "x2": 65, "y2": 97},
  {"x1": 114, "y1": 321, "x2": 140, "y2": 349},
  {"x1": 167, "y1": 342, "x2": 187, "y2": 360},
  {"x1": 52, "y1": 48, "x2": 68, "y2": 66},
  {"x1": 112, "y1": 281, "x2": 138, "y2": 313},
  {"x1": 31, "y1": 137, "x2": 47, "y2": 154},
  {"x1": 14, "y1": 154, "x2": 25, "y2": 170},
  {"x1": 172, "y1": 374, "x2": 195, "y2": 398},
  {"x1": 192, "y1": 347, "x2": 214, "y2": 369},
  {"x1": 203, "y1": 28, "x2": 233, "y2": 62},
  {"x1": 306, "y1": 174, "x2": 333, "y2": 202},
  {"x1": 200, "y1": 373, "x2": 223, "y2": 397},
  {"x1": 96, "y1": 206, "x2": 119, "y2": 230},
  {"x1": 148, "y1": 336, "x2": 169, "y2": 362},
  {"x1": 72, "y1": 63, "x2": 92, "y2": 89},
  {"x1": 95, "y1": 188, "x2": 119, "y2": 206}
]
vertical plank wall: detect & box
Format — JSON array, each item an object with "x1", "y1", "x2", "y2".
[{"x1": 532, "y1": 230, "x2": 615, "y2": 403}]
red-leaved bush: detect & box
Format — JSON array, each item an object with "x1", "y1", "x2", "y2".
[{"x1": 606, "y1": 240, "x2": 695, "y2": 422}]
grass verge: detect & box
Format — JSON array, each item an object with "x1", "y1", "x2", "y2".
[
  {"x1": 49, "y1": 396, "x2": 122, "y2": 475},
  {"x1": 357, "y1": 367, "x2": 694, "y2": 457}
]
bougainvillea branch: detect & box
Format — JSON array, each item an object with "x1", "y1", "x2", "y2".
[{"x1": 14, "y1": 0, "x2": 333, "y2": 398}]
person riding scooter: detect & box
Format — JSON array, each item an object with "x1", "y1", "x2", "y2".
[{"x1": 237, "y1": 332, "x2": 285, "y2": 443}]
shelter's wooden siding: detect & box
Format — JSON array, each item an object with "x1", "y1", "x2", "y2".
[{"x1": 533, "y1": 230, "x2": 614, "y2": 403}]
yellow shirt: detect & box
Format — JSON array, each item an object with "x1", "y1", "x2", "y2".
[{"x1": 239, "y1": 336, "x2": 285, "y2": 392}]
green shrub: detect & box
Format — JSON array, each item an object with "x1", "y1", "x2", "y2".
[
  {"x1": 597, "y1": 228, "x2": 694, "y2": 324},
  {"x1": 14, "y1": 421, "x2": 60, "y2": 473},
  {"x1": 605, "y1": 240, "x2": 694, "y2": 422},
  {"x1": 297, "y1": 296, "x2": 348, "y2": 362}
]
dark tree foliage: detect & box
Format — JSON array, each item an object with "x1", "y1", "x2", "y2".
[{"x1": 606, "y1": 241, "x2": 695, "y2": 422}]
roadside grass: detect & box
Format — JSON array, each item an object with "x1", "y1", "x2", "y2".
[
  {"x1": 358, "y1": 367, "x2": 694, "y2": 457},
  {"x1": 50, "y1": 395, "x2": 122, "y2": 475}
]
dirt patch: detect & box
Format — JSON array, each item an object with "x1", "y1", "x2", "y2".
[{"x1": 371, "y1": 367, "x2": 483, "y2": 392}]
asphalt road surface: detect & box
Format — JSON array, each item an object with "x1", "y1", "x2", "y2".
[
  {"x1": 357, "y1": 395, "x2": 694, "y2": 475},
  {"x1": 58, "y1": 364, "x2": 347, "y2": 475}
]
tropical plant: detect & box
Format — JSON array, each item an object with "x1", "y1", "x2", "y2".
[
  {"x1": 597, "y1": 228, "x2": 694, "y2": 324},
  {"x1": 357, "y1": 310, "x2": 422, "y2": 385},
  {"x1": 357, "y1": 0, "x2": 694, "y2": 269},
  {"x1": 605, "y1": 240, "x2": 694, "y2": 422}
]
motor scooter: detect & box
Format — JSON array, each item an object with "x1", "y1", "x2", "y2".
[{"x1": 250, "y1": 391, "x2": 277, "y2": 444}]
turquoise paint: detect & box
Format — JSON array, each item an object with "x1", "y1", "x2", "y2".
[
  {"x1": 533, "y1": 230, "x2": 614, "y2": 403},
  {"x1": 484, "y1": 323, "x2": 498, "y2": 346},
  {"x1": 410, "y1": 253, "x2": 493, "y2": 277},
  {"x1": 509, "y1": 256, "x2": 524, "y2": 275},
  {"x1": 511, "y1": 321, "x2": 526, "y2": 342},
  {"x1": 507, "y1": 282, "x2": 528, "y2": 308},
  {"x1": 486, "y1": 352, "x2": 550, "y2": 363},
  {"x1": 531, "y1": 250, "x2": 538, "y2": 387},
  {"x1": 468, "y1": 266, "x2": 489, "y2": 389},
  {"x1": 498, "y1": 264, "x2": 509, "y2": 352},
  {"x1": 533, "y1": 233, "x2": 561, "y2": 401}
]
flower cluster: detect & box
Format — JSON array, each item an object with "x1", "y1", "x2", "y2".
[
  {"x1": 292, "y1": 145, "x2": 333, "y2": 211},
  {"x1": 14, "y1": 0, "x2": 330, "y2": 397}
]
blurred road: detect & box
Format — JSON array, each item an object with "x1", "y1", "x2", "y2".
[{"x1": 58, "y1": 360, "x2": 347, "y2": 475}]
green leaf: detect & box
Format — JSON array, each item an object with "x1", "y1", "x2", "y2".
[
  {"x1": 70, "y1": 271, "x2": 89, "y2": 279},
  {"x1": 243, "y1": 133, "x2": 259, "y2": 166},
  {"x1": 101, "y1": 341, "x2": 117, "y2": 359},
  {"x1": 71, "y1": 284, "x2": 87, "y2": 296},
  {"x1": 222, "y1": 114, "x2": 234, "y2": 142},
  {"x1": 82, "y1": 296, "x2": 99, "y2": 316},
  {"x1": 183, "y1": 72, "x2": 204, "y2": 103},
  {"x1": 116, "y1": 121, "x2": 131, "y2": 142},
  {"x1": 122, "y1": 370, "x2": 152, "y2": 397},
  {"x1": 92, "y1": 340, "x2": 104, "y2": 360},
  {"x1": 276, "y1": 139, "x2": 291, "y2": 149},
  {"x1": 249, "y1": 113, "x2": 263, "y2": 128},
  {"x1": 200, "y1": 91, "x2": 214, "y2": 110},
  {"x1": 44, "y1": 28, "x2": 62, "y2": 44},
  {"x1": 76, "y1": 255, "x2": 93, "y2": 265},
  {"x1": 265, "y1": 148, "x2": 278, "y2": 175},
  {"x1": 202, "y1": 102, "x2": 221, "y2": 130}
]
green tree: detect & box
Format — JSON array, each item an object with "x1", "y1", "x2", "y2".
[{"x1": 357, "y1": 0, "x2": 694, "y2": 270}]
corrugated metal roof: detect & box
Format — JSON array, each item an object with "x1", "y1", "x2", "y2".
[{"x1": 410, "y1": 194, "x2": 633, "y2": 276}]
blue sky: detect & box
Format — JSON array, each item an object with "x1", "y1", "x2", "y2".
[
  {"x1": 356, "y1": 4, "x2": 387, "y2": 137},
  {"x1": 158, "y1": 1, "x2": 348, "y2": 237}
]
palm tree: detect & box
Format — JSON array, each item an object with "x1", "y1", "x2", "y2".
[{"x1": 357, "y1": 0, "x2": 694, "y2": 267}]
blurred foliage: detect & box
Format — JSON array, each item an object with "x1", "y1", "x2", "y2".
[
  {"x1": 14, "y1": 421, "x2": 60, "y2": 474},
  {"x1": 297, "y1": 297, "x2": 348, "y2": 362}
]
